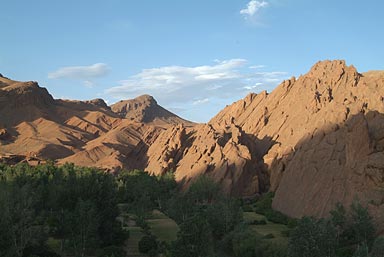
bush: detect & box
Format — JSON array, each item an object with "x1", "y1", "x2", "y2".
[
  {"x1": 230, "y1": 226, "x2": 286, "y2": 257},
  {"x1": 370, "y1": 236, "x2": 384, "y2": 257},
  {"x1": 242, "y1": 205, "x2": 253, "y2": 212},
  {"x1": 254, "y1": 192, "x2": 274, "y2": 215},
  {"x1": 288, "y1": 217, "x2": 337, "y2": 257},
  {"x1": 158, "y1": 241, "x2": 171, "y2": 255},
  {"x1": 265, "y1": 209, "x2": 288, "y2": 224},
  {"x1": 109, "y1": 221, "x2": 130, "y2": 245},
  {"x1": 287, "y1": 218, "x2": 297, "y2": 228},
  {"x1": 138, "y1": 235, "x2": 158, "y2": 254}
]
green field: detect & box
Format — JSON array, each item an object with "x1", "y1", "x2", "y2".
[
  {"x1": 147, "y1": 210, "x2": 179, "y2": 242},
  {"x1": 243, "y1": 211, "x2": 289, "y2": 245},
  {"x1": 243, "y1": 211, "x2": 266, "y2": 222},
  {"x1": 121, "y1": 210, "x2": 179, "y2": 257}
]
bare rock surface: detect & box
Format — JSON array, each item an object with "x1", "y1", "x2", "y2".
[
  {"x1": 110, "y1": 94, "x2": 192, "y2": 126},
  {"x1": 0, "y1": 76, "x2": 190, "y2": 172},
  {"x1": 207, "y1": 60, "x2": 384, "y2": 228}
]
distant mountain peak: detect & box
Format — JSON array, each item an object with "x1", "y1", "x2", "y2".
[
  {"x1": 85, "y1": 98, "x2": 109, "y2": 109},
  {"x1": 110, "y1": 95, "x2": 192, "y2": 125}
]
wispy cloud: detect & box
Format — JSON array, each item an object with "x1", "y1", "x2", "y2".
[
  {"x1": 48, "y1": 63, "x2": 110, "y2": 80},
  {"x1": 249, "y1": 65, "x2": 265, "y2": 69},
  {"x1": 240, "y1": 0, "x2": 268, "y2": 19},
  {"x1": 193, "y1": 98, "x2": 210, "y2": 105},
  {"x1": 106, "y1": 59, "x2": 287, "y2": 107}
]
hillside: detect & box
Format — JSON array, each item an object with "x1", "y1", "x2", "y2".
[
  {"x1": 1, "y1": 60, "x2": 384, "y2": 227},
  {"x1": 0, "y1": 75, "x2": 192, "y2": 171},
  {"x1": 145, "y1": 60, "x2": 384, "y2": 228}
]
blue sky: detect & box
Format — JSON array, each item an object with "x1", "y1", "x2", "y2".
[{"x1": 1, "y1": 0, "x2": 383, "y2": 122}]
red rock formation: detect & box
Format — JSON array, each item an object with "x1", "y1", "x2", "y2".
[
  {"x1": 111, "y1": 94, "x2": 192, "y2": 126},
  {"x1": 208, "y1": 60, "x2": 384, "y2": 227},
  {"x1": 0, "y1": 76, "x2": 190, "y2": 171},
  {"x1": 2, "y1": 60, "x2": 384, "y2": 227}
]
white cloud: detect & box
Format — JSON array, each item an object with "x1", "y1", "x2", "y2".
[
  {"x1": 48, "y1": 63, "x2": 109, "y2": 80},
  {"x1": 193, "y1": 98, "x2": 210, "y2": 105},
  {"x1": 106, "y1": 59, "x2": 287, "y2": 107},
  {"x1": 249, "y1": 65, "x2": 265, "y2": 69},
  {"x1": 240, "y1": 0, "x2": 268, "y2": 19},
  {"x1": 243, "y1": 82, "x2": 263, "y2": 90}
]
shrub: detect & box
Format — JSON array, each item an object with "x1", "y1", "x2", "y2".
[
  {"x1": 370, "y1": 236, "x2": 384, "y2": 257},
  {"x1": 242, "y1": 205, "x2": 253, "y2": 212},
  {"x1": 138, "y1": 235, "x2": 158, "y2": 254},
  {"x1": 287, "y1": 218, "x2": 297, "y2": 228},
  {"x1": 254, "y1": 192, "x2": 274, "y2": 215},
  {"x1": 265, "y1": 209, "x2": 288, "y2": 224}
]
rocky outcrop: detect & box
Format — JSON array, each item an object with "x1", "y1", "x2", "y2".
[
  {"x1": 86, "y1": 98, "x2": 110, "y2": 109},
  {"x1": 0, "y1": 80, "x2": 54, "y2": 109},
  {"x1": 145, "y1": 60, "x2": 384, "y2": 226},
  {"x1": 146, "y1": 121, "x2": 269, "y2": 196},
  {"x1": 111, "y1": 95, "x2": 192, "y2": 126},
  {"x1": 202, "y1": 60, "x2": 384, "y2": 225}
]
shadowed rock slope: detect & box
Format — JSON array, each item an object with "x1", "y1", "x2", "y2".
[
  {"x1": 212, "y1": 60, "x2": 384, "y2": 227},
  {"x1": 146, "y1": 60, "x2": 384, "y2": 229}
]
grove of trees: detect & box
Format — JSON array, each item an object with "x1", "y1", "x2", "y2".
[
  {"x1": 0, "y1": 163, "x2": 126, "y2": 257},
  {"x1": 1, "y1": 162, "x2": 382, "y2": 257}
]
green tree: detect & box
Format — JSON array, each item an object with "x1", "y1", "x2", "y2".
[
  {"x1": 171, "y1": 213, "x2": 214, "y2": 257},
  {"x1": 206, "y1": 198, "x2": 242, "y2": 239},
  {"x1": 353, "y1": 242, "x2": 369, "y2": 257},
  {"x1": 0, "y1": 184, "x2": 38, "y2": 257},
  {"x1": 0, "y1": 185, "x2": 13, "y2": 257},
  {"x1": 370, "y1": 236, "x2": 384, "y2": 257},
  {"x1": 69, "y1": 200, "x2": 99, "y2": 256},
  {"x1": 231, "y1": 227, "x2": 260, "y2": 257},
  {"x1": 350, "y1": 202, "x2": 375, "y2": 247},
  {"x1": 138, "y1": 235, "x2": 158, "y2": 255},
  {"x1": 330, "y1": 202, "x2": 347, "y2": 241},
  {"x1": 288, "y1": 216, "x2": 337, "y2": 257}
]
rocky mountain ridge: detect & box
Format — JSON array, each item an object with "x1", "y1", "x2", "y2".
[
  {"x1": 1, "y1": 60, "x2": 384, "y2": 228},
  {"x1": 0, "y1": 75, "x2": 191, "y2": 171}
]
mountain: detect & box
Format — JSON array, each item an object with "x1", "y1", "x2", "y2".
[
  {"x1": 0, "y1": 75, "x2": 192, "y2": 171},
  {"x1": 145, "y1": 60, "x2": 384, "y2": 228},
  {"x1": 1, "y1": 60, "x2": 384, "y2": 227},
  {"x1": 111, "y1": 94, "x2": 190, "y2": 126}
]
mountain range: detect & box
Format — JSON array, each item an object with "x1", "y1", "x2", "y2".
[{"x1": 1, "y1": 60, "x2": 384, "y2": 230}]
